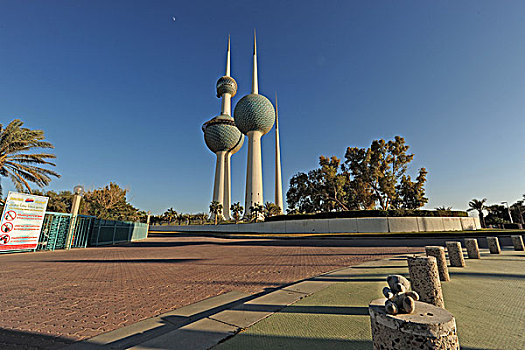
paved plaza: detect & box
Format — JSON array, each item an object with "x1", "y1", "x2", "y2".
[
  {"x1": 0, "y1": 233, "x2": 421, "y2": 349},
  {"x1": 217, "y1": 247, "x2": 525, "y2": 350}
]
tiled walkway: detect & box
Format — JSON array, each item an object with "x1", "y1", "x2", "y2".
[{"x1": 0, "y1": 233, "x2": 421, "y2": 349}]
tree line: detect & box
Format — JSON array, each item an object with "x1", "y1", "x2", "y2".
[
  {"x1": 286, "y1": 136, "x2": 428, "y2": 214},
  {"x1": 468, "y1": 196, "x2": 525, "y2": 227}
]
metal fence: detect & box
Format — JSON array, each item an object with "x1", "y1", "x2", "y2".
[
  {"x1": 36, "y1": 213, "x2": 148, "y2": 251},
  {"x1": 89, "y1": 219, "x2": 149, "y2": 246}
]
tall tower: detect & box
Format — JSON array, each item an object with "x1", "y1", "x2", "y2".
[
  {"x1": 203, "y1": 37, "x2": 244, "y2": 221},
  {"x1": 234, "y1": 32, "x2": 275, "y2": 219},
  {"x1": 274, "y1": 94, "x2": 283, "y2": 214}
]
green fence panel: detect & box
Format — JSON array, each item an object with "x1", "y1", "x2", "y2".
[
  {"x1": 37, "y1": 212, "x2": 72, "y2": 251},
  {"x1": 89, "y1": 219, "x2": 148, "y2": 246}
]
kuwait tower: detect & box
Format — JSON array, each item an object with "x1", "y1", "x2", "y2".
[
  {"x1": 202, "y1": 37, "x2": 244, "y2": 221},
  {"x1": 234, "y1": 33, "x2": 275, "y2": 219}
]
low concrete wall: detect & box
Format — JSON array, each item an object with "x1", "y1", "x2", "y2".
[{"x1": 152, "y1": 216, "x2": 478, "y2": 234}]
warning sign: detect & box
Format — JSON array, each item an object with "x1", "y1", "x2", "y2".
[
  {"x1": 0, "y1": 192, "x2": 49, "y2": 251},
  {"x1": 1, "y1": 222, "x2": 13, "y2": 233},
  {"x1": 4, "y1": 211, "x2": 16, "y2": 221}
]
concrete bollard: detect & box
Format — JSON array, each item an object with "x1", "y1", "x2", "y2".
[
  {"x1": 407, "y1": 256, "x2": 445, "y2": 308},
  {"x1": 464, "y1": 238, "x2": 481, "y2": 259},
  {"x1": 369, "y1": 298, "x2": 459, "y2": 350},
  {"x1": 425, "y1": 246, "x2": 450, "y2": 281},
  {"x1": 446, "y1": 241, "x2": 466, "y2": 267},
  {"x1": 487, "y1": 237, "x2": 501, "y2": 254},
  {"x1": 511, "y1": 235, "x2": 525, "y2": 251}
]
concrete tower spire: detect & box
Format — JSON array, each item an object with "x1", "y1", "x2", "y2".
[
  {"x1": 274, "y1": 93, "x2": 283, "y2": 214},
  {"x1": 226, "y1": 35, "x2": 231, "y2": 77},
  {"x1": 221, "y1": 36, "x2": 233, "y2": 116},
  {"x1": 252, "y1": 30, "x2": 258, "y2": 94},
  {"x1": 203, "y1": 36, "x2": 244, "y2": 222},
  {"x1": 234, "y1": 32, "x2": 275, "y2": 220}
]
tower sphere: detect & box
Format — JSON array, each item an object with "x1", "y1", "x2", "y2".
[
  {"x1": 203, "y1": 115, "x2": 244, "y2": 153},
  {"x1": 217, "y1": 76, "x2": 237, "y2": 98},
  {"x1": 234, "y1": 94, "x2": 275, "y2": 135}
]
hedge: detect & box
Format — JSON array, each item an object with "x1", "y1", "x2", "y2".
[{"x1": 265, "y1": 209, "x2": 468, "y2": 222}]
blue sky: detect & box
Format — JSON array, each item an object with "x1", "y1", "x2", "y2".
[{"x1": 0, "y1": 1, "x2": 524, "y2": 214}]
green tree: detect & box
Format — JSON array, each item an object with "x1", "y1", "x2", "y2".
[
  {"x1": 249, "y1": 203, "x2": 264, "y2": 222},
  {"x1": 467, "y1": 198, "x2": 486, "y2": 228},
  {"x1": 32, "y1": 190, "x2": 73, "y2": 213},
  {"x1": 209, "y1": 201, "x2": 223, "y2": 225},
  {"x1": 264, "y1": 202, "x2": 281, "y2": 218},
  {"x1": 511, "y1": 196, "x2": 525, "y2": 225},
  {"x1": 435, "y1": 206, "x2": 452, "y2": 211},
  {"x1": 162, "y1": 208, "x2": 178, "y2": 225},
  {"x1": 344, "y1": 136, "x2": 426, "y2": 210},
  {"x1": 230, "y1": 202, "x2": 244, "y2": 223},
  {"x1": 82, "y1": 183, "x2": 139, "y2": 221},
  {"x1": 287, "y1": 136, "x2": 427, "y2": 213},
  {"x1": 0, "y1": 119, "x2": 60, "y2": 198},
  {"x1": 394, "y1": 169, "x2": 428, "y2": 209},
  {"x1": 177, "y1": 213, "x2": 189, "y2": 226}
]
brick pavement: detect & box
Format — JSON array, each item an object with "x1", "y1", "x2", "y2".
[{"x1": 0, "y1": 233, "x2": 421, "y2": 349}]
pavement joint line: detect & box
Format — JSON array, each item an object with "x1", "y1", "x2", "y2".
[{"x1": 206, "y1": 316, "x2": 243, "y2": 329}]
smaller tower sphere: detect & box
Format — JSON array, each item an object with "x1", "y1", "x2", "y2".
[
  {"x1": 234, "y1": 94, "x2": 275, "y2": 135},
  {"x1": 203, "y1": 116, "x2": 244, "y2": 153},
  {"x1": 217, "y1": 76, "x2": 237, "y2": 97}
]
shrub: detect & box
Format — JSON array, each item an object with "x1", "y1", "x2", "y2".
[{"x1": 265, "y1": 209, "x2": 467, "y2": 222}]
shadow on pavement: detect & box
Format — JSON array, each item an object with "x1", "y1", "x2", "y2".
[
  {"x1": 0, "y1": 327, "x2": 76, "y2": 350},
  {"x1": 449, "y1": 271, "x2": 525, "y2": 279}
]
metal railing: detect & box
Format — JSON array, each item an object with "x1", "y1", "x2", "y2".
[{"x1": 36, "y1": 213, "x2": 147, "y2": 251}]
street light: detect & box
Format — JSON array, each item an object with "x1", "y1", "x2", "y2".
[
  {"x1": 501, "y1": 201, "x2": 514, "y2": 224},
  {"x1": 66, "y1": 185, "x2": 85, "y2": 249}
]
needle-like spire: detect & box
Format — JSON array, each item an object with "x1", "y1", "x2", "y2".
[
  {"x1": 274, "y1": 92, "x2": 283, "y2": 213},
  {"x1": 226, "y1": 35, "x2": 231, "y2": 77},
  {"x1": 252, "y1": 29, "x2": 258, "y2": 94}
]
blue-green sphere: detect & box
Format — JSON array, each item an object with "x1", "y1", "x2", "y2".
[
  {"x1": 234, "y1": 94, "x2": 275, "y2": 135},
  {"x1": 203, "y1": 115, "x2": 244, "y2": 153}
]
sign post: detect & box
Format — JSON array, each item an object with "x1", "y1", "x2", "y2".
[{"x1": 0, "y1": 191, "x2": 49, "y2": 252}]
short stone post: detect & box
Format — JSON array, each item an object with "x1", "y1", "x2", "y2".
[
  {"x1": 487, "y1": 237, "x2": 501, "y2": 254},
  {"x1": 407, "y1": 256, "x2": 444, "y2": 308},
  {"x1": 511, "y1": 235, "x2": 525, "y2": 251},
  {"x1": 446, "y1": 241, "x2": 466, "y2": 267},
  {"x1": 464, "y1": 238, "x2": 481, "y2": 259},
  {"x1": 369, "y1": 298, "x2": 459, "y2": 349},
  {"x1": 425, "y1": 246, "x2": 450, "y2": 281}
]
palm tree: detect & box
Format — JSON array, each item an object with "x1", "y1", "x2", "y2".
[
  {"x1": 230, "y1": 202, "x2": 244, "y2": 223},
  {"x1": 209, "y1": 201, "x2": 223, "y2": 225},
  {"x1": 249, "y1": 204, "x2": 264, "y2": 222},
  {"x1": 162, "y1": 208, "x2": 177, "y2": 225},
  {"x1": 264, "y1": 202, "x2": 281, "y2": 218},
  {"x1": 0, "y1": 119, "x2": 60, "y2": 197},
  {"x1": 467, "y1": 198, "x2": 486, "y2": 228},
  {"x1": 435, "y1": 206, "x2": 452, "y2": 211}
]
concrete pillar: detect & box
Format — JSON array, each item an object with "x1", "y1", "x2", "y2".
[
  {"x1": 244, "y1": 130, "x2": 264, "y2": 220},
  {"x1": 369, "y1": 298, "x2": 459, "y2": 350},
  {"x1": 425, "y1": 246, "x2": 450, "y2": 281},
  {"x1": 487, "y1": 237, "x2": 501, "y2": 254},
  {"x1": 446, "y1": 241, "x2": 466, "y2": 267},
  {"x1": 511, "y1": 235, "x2": 525, "y2": 251},
  {"x1": 223, "y1": 153, "x2": 232, "y2": 221},
  {"x1": 407, "y1": 256, "x2": 445, "y2": 308},
  {"x1": 464, "y1": 238, "x2": 481, "y2": 259},
  {"x1": 212, "y1": 151, "x2": 227, "y2": 221},
  {"x1": 221, "y1": 92, "x2": 232, "y2": 116}
]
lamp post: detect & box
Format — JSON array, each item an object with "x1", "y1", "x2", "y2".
[
  {"x1": 66, "y1": 185, "x2": 84, "y2": 249},
  {"x1": 501, "y1": 201, "x2": 514, "y2": 224}
]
